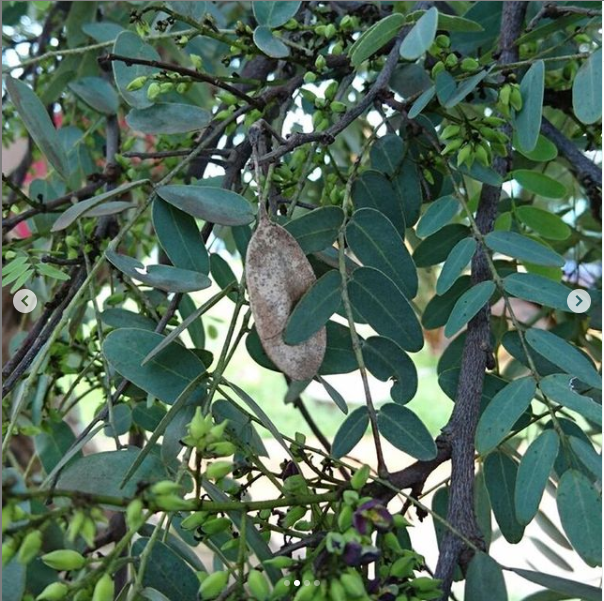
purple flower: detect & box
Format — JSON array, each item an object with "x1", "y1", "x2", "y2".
[
  {"x1": 360, "y1": 545, "x2": 381, "y2": 565},
  {"x1": 343, "y1": 541, "x2": 363, "y2": 566},
  {"x1": 280, "y1": 461, "x2": 299, "y2": 480},
  {"x1": 353, "y1": 499, "x2": 393, "y2": 535}
]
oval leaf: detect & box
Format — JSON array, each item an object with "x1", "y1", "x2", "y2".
[
  {"x1": 484, "y1": 231, "x2": 564, "y2": 267},
  {"x1": 284, "y1": 206, "x2": 343, "y2": 253},
  {"x1": 6, "y1": 77, "x2": 70, "y2": 179},
  {"x1": 444, "y1": 280, "x2": 495, "y2": 338},
  {"x1": 103, "y1": 328, "x2": 207, "y2": 404},
  {"x1": 68, "y1": 76, "x2": 119, "y2": 115},
  {"x1": 253, "y1": 1, "x2": 301, "y2": 27},
  {"x1": 346, "y1": 208, "x2": 418, "y2": 299},
  {"x1": 509, "y1": 568, "x2": 601, "y2": 601},
  {"x1": 572, "y1": 48, "x2": 602, "y2": 125},
  {"x1": 540, "y1": 374, "x2": 602, "y2": 426},
  {"x1": 377, "y1": 403, "x2": 437, "y2": 460},
  {"x1": 557, "y1": 469, "x2": 602, "y2": 567},
  {"x1": 515, "y1": 206, "x2": 571, "y2": 241},
  {"x1": 350, "y1": 13, "x2": 405, "y2": 67},
  {"x1": 153, "y1": 198, "x2": 209, "y2": 274},
  {"x1": 416, "y1": 195, "x2": 460, "y2": 238},
  {"x1": 332, "y1": 407, "x2": 368, "y2": 458},
  {"x1": 437, "y1": 237, "x2": 476, "y2": 296},
  {"x1": 126, "y1": 103, "x2": 210, "y2": 134},
  {"x1": 514, "y1": 60, "x2": 545, "y2": 152},
  {"x1": 157, "y1": 185, "x2": 255, "y2": 226},
  {"x1": 413, "y1": 224, "x2": 470, "y2": 267},
  {"x1": 476, "y1": 377, "x2": 536, "y2": 455},
  {"x1": 362, "y1": 336, "x2": 417, "y2": 404},
  {"x1": 512, "y1": 170, "x2": 567, "y2": 199},
  {"x1": 502, "y1": 273, "x2": 570, "y2": 311},
  {"x1": 484, "y1": 451, "x2": 525, "y2": 544},
  {"x1": 515, "y1": 430, "x2": 559, "y2": 526},
  {"x1": 526, "y1": 329, "x2": 601, "y2": 390},
  {"x1": 399, "y1": 7, "x2": 438, "y2": 60},
  {"x1": 253, "y1": 26, "x2": 290, "y2": 58},
  {"x1": 348, "y1": 267, "x2": 423, "y2": 352},
  {"x1": 466, "y1": 553, "x2": 507, "y2": 601}
]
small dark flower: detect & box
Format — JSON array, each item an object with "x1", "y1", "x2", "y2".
[
  {"x1": 360, "y1": 545, "x2": 381, "y2": 565},
  {"x1": 353, "y1": 499, "x2": 393, "y2": 535},
  {"x1": 280, "y1": 461, "x2": 300, "y2": 480},
  {"x1": 343, "y1": 541, "x2": 363, "y2": 566},
  {"x1": 367, "y1": 578, "x2": 380, "y2": 595}
]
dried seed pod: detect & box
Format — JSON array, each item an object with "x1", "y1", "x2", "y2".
[{"x1": 246, "y1": 208, "x2": 326, "y2": 380}]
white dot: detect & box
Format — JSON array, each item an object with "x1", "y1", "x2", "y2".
[
  {"x1": 314, "y1": 580, "x2": 320, "y2": 586},
  {"x1": 294, "y1": 579, "x2": 300, "y2": 586},
  {"x1": 304, "y1": 580, "x2": 310, "y2": 586},
  {"x1": 284, "y1": 580, "x2": 290, "y2": 587}
]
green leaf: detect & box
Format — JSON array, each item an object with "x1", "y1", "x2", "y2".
[
  {"x1": 332, "y1": 407, "x2": 369, "y2": 459},
  {"x1": 352, "y1": 170, "x2": 405, "y2": 234},
  {"x1": 34, "y1": 421, "x2": 80, "y2": 474},
  {"x1": 350, "y1": 13, "x2": 405, "y2": 67},
  {"x1": 484, "y1": 231, "x2": 564, "y2": 267},
  {"x1": 569, "y1": 437, "x2": 601, "y2": 480},
  {"x1": 408, "y1": 86, "x2": 435, "y2": 119},
  {"x1": 284, "y1": 271, "x2": 341, "y2": 345},
  {"x1": 57, "y1": 449, "x2": 166, "y2": 501},
  {"x1": 6, "y1": 77, "x2": 70, "y2": 179},
  {"x1": 179, "y1": 295, "x2": 205, "y2": 348},
  {"x1": 514, "y1": 60, "x2": 544, "y2": 152},
  {"x1": 315, "y1": 375, "x2": 347, "y2": 414},
  {"x1": 476, "y1": 377, "x2": 536, "y2": 455},
  {"x1": 84, "y1": 201, "x2": 133, "y2": 217},
  {"x1": 157, "y1": 185, "x2": 255, "y2": 226},
  {"x1": 126, "y1": 103, "x2": 211, "y2": 134},
  {"x1": 132, "y1": 539, "x2": 200, "y2": 601},
  {"x1": 106, "y1": 250, "x2": 211, "y2": 293},
  {"x1": 443, "y1": 69, "x2": 489, "y2": 108},
  {"x1": 153, "y1": 198, "x2": 209, "y2": 274},
  {"x1": 112, "y1": 31, "x2": 160, "y2": 109},
  {"x1": 1, "y1": 556, "x2": 25, "y2": 601},
  {"x1": 213, "y1": 399, "x2": 267, "y2": 458},
  {"x1": 284, "y1": 206, "x2": 343, "y2": 253},
  {"x1": 101, "y1": 308, "x2": 157, "y2": 331},
  {"x1": 437, "y1": 237, "x2": 476, "y2": 296},
  {"x1": 484, "y1": 451, "x2": 525, "y2": 543},
  {"x1": 377, "y1": 403, "x2": 437, "y2": 460},
  {"x1": 459, "y1": 162, "x2": 503, "y2": 186},
  {"x1": 444, "y1": 280, "x2": 494, "y2": 338},
  {"x1": 392, "y1": 156, "x2": 423, "y2": 227},
  {"x1": 465, "y1": 553, "x2": 507, "y2": 601},
  {"x1": 103, "y1": 328, "x2": 207, "y2": 404},
  {"x1": 370, "y1": 134, "x2": 405, "y2": 175},
  {"x1": 362, "y1": 336, "x2": 417, "y2": 404},
  {"x1": 512, "y1": 170, "x2": 567, "y2": 199},
  {"x1": 525, "y1": 329, "x2": 601, "y2": 390},
  {"x1": 435, "y1": 71, "x2": 456, "y2": 105},
  {"x1": 103, "y1": 403, "x2": 132, "y2": 437},
  {"x1": 557, "y1": 469, "x2": 602, "y2": 566},
  {"x1": 399, "y1": 7, "x2": 438, "y2": 60},
  {"x1": 413, "y1": 224, "x2": 470, "y2": 267},
  {"x1": 82, "y1": 21, "x2": 125, "y2": 42},
  {"x1": 514, "y1": 134, "x2": 558, "y2": 162},
  {"x1": 52, "y1": 180, "x2": 145, "y2": 232},
  {"x1": 515, "y1": 430, "x2": 559, "y2": 526},
  {"x1": 416, "y1": 195, "x2": 460, "y2": 238},
  {"x1": 132, "y1": 403, "x2": 166, "y2": 432},
  {"x1": 253, "y1": 1, "x2": 301, "y2": 27},
  {"x1": 508, "y1": 568, "x2": 601, "y2": 601},
  {"x1": 210, "y1": 253, "x2": 238, "y2": 301},
  {"x1": 407, "y1": 10, "x2": 484, "y2": 32},
  {"x1": 68, "y1": 76, "x2": 119, "y2": 115},
  {"x1": 572, "y1": 48, "x2": 602, "y2": 125},
  {"x1": 253, "y1": 26, "x2": 289, "y2": 58},
  {"x1": 502, "y1": 273, "x2": 570, "y2": 311},
  {"x1": 346, "y1": 208, "x2": 418, "y2": 299},
  {"x1": 348, "y1": 267, "x2": 423, "y2": 352},
  {"x1": 515, "y1": 206, "x2": 571, "y2": 241},
  {"x1": 540, "y1": 374, "x2": 602, "y2": 426},
  {"x1": 423, "y1": 276, "x2": 471, "y2": 329}
]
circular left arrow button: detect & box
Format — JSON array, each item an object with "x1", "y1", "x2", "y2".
[{"x1": 13, "y1": 289, "x2": 38, "y2": 314}]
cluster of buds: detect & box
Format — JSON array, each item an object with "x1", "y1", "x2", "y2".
[
  {"x1": 182, "y1": 408, "x2": 236, "y2": 458},
  {"x1": 429, "y1": 35, "x2": 481, "y2": 79},
  {"x1": 497, "y1": 81, "x2": 523, "y2": 117}
]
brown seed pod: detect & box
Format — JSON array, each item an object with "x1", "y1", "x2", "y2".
[{"x1": 246, "y1": 208, "x2": 326, "y2": 380}]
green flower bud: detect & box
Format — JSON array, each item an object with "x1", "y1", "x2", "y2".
[
  {"x1": 293, "y1": 583, "x2": 315, "y2": 601},
  {"x1": 510, "y1": 85, "x2": 523, "y2": 111},
  {"x1": 190, "y1": 54, "x2": 203, "y2": 70},
  {"x1": 340, "y1": 15, "x2": 354, "y2": 31},
  {"x1": 126, "y1": 76, "x2": 148, "y2": 92},
  {"x1": 445, "y1": 53, "x2": 458, "y2": 68},
  {"x1": 206, "y1": 461, "x2": 232, "y2": 481},
  {"x1": 199, "y1": 570, "x2": 228, "y2": 600},
  {"x1": 351, "y1": 464, "x2": 370, "y2": 490},
  {"x1": 80, "y1": 518, "x2": 96, "y2": 547},
  {"x1": 441, "y1": 124, "x2": 461, "y2": 140},
  {"x1": 151, "y1": 480, "x2": 182, "y2": 496},
  {"x1": 393, "y1": 514, "x2": 411, "y2": 528},
  {"x1": 316, "y1": 117, "x2": 330, "y2": 132},
  {"x1": 207, "y1": 441, "x2": 237, "y2": 457},
  {"x1": 303, "y1": 72, "x2": 317, "y2": 84},
  {"x1": 2, "y1": 540, "x2": 16, "y2": 565},
  {"x1": 263, "y1": 556, "x2": 295, "y2": 569},
  {"x1": 202, "y1": 517, "x2": 231, "y2": 536},
  {"x1": 181, "y1": 511, "x2": 209, "y2": 530},
  {"x1": 499, "y1": 84, "x2": 511, "y2": 106},
  {"x1": 159, "y1": 82, "x2": 173, "y2": 94},
  {"x1": 483, "y1": 116, "x2": 506, "y2": 126},
  {"x1": 282, "y1": 506, "x2": 306, "y2": 529},
  {"x1": 247, "y1": 569, "x2": 270, "y2": 601},
  {"x1": 66, "y1": 510, "x2": 86, "y2": 543},
  {"x1": 18, "y1": 530, "x2": 43, "y2": 564},
  {"x1": 177, "y1": 83, "x2": 189, "y2": 94},
  {"x1": 441, "y1": 138, "x2": 463, "y2": 154},
  {"x1": 155, "y1": 495, "x2": 195, "y2": 512},
  {"x1": 474, "y1": 143, "x2": 489, "y2": 166},
  {"x1": 337, "y1": 504, "x2": 353, "y2": 531},
  {"x1": 390, "y1": 555, "x2": 415, "y2": 578},
  {"x1": 330, "y1": 579, "x2": 347, "y2": 601},
  {"x1": 456, "y1": 144, "x2": 473, "y2": 167},
  {"x1": 284, "y1": 18, "x2": 299, "y2": 30},
  {"x1": 383, "y1": 531, "x2": 404, "y2": 554},
  {"x1": 431, "y1": 61, "x2": 445, "y2": 77},
  {"x1": 410, "y1": 576, "x2": 442, "y2": 592},
  {"x1": 460, "y1": 57, "x2": 480, "y2": 72},
  {"x1": 126, "y1": 499, "x2": 145, "y2": 532},
  {"x1": 209, "y1": 420, "x2": 228, "y2": 440},
  {"x1": 92, "y1": 574, "x2": 114, "y2": 601},
  {"x1": 146, "y1": 82, "x2": 161, "y2": 101},
  {"x1": 325, "y1": 80, "x2": 338, "y2": 100},
  {"x1": 325, "y1": 24, "x2": 337, "y2": 39},
  {"x1": 316, "y1": 25, "x2": 327, "y2": 37},
  {"x1": 331, "y1": 43, "x2": 344, "y2": 56},
  {"x1": 271, "y1": 577, "x2": 291, "y2": 599},
  {"x1": 330, "y1": 101, "x2": 346, "y2": 113},
  {"x1": 189, "y1": 408, "x2": 212, "y2": 440},
  {"x1": 36, "y1": 582, "x2": 69, "y2": 601},
  {"x1": 315, "y1": 55, "x2": 327, "y2": 71},
  {"x1": 435, "y1": 34, "x2": 450, "y2": 48},
  {"x1": 41, "y1": 550, "x2": 86, "y2": 571},
  {"x1": 340, "y1": 571, "x2": 365, "y2": 598}
]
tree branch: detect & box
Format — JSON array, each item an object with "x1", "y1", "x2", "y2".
[{"x1": 434, "y1": 3, "x2": 528, "y2": 598}]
